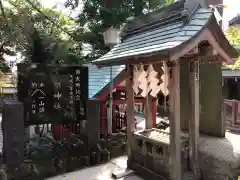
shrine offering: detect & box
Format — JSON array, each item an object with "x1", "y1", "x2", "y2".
[{"x1": 17, "y1": 63, "x2": 88, "y2": 126}]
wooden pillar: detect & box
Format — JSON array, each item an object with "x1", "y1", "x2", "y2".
[
  {"x1": 232, "y1": 100, "x2": 237, "y2": 124},
  {"x1": 152, "y1": 99, "x2": 157, "y2": 128},
  {"x1": 189, "y1": 59, "x2": 200, "y2": 178},
  {"x1": 145, "y1": 94, "x2": 153, "y2": 129},
  {"x1": 169, "y1": 60, "x2": 181, "y2": 180},
  {"x1": 126, "y1": 65, "x2": 134, "y2": 166}
]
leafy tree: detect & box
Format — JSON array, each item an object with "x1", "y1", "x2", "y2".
[
  {"x1": 65, "y1": 0, "x2": 174, "y2": 61},
  {"x1": 225, "y1": 26, "x2": 240, "y2": 70},
  {"x1": 0, "y1": 0, "x2": 82, "y2": 71},
  {"x1": 226, "y1": 26, "x2": 240, "y2": 45}
]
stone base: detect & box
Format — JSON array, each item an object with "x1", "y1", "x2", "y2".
[
  {"x1": 129, "y1": 161, "x2": 167, "y2": 180},
  {"x1": 111, "y1": 169, "x2": 134, "y2": 179},
  {"x1": 199, "y1": 132, "x2": 240, "y2": 180}
]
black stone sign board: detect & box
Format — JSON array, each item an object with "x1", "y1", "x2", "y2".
[{"x1": 17, "y1": 63, "x2": 88, "y2": 126}]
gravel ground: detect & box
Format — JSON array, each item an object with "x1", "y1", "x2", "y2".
[{"x1": 199, "y1": 132, "x2": 240, "y2": 179}]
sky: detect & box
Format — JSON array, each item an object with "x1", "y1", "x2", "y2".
[
  {"x1": 40, "y1": 0, "x2": 83, "y2": 18},
  {"x1": 223, "y1": 0, "x2": 240, "y2": 30}
]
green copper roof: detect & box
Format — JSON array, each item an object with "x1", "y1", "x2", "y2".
[{"x1": 87, "y1": 64, "x2": 125, "y2": 98}]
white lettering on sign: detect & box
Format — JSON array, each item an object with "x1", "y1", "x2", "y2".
[
  {"x1": 55, "y1": 82, "x2": 61, "y2": 88},
  {"x1": 54, "y1": 103, "x2": 61, "y2": 109},
  {"x1": 76, "y1": 83, "x2": 80, "y2": 88},
  {"x1": 75, "y1": 76, "x2": 80, "y2": 82},
  {"x1": 39, "y1": 107, "x2": 45, "y2": 113},
  {"x1": 69, "y1": 74, "x2": 74, "y2": 105},
  {"x1": 54, "y1": 92, "x2": 62, "y2": 100},
  {"x1": 69, "y1": 78, "x2": 73, "y2": 83},
  {"x1": 32, "y1": 102, "x2": 36, "y2": 114},
  {"x1": 76, "y1": 69, "x2": 80, "y2": 75},
  {"x1": 40, "y1": 82, "x2": 44, "y2": 88},
  {"x1": 76, "y1": 95, "x2": 80, "y2": 100},
  {"x1": 39, "y1": 101, "x2": 44, "y2": 107},
  {"x1": 31, "y1": 82, "x2": 37, "y2": 88},
  {"x1": 75, "y1": 89, "x2": 81, "y2": 95}
]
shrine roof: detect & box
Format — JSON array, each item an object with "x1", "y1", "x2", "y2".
[
  {"x1": 92, "y1": 1, "x2": 237, "y2": 66},
  {"x1": 87, "y1": 64, "x2": 125, "y2": 98}
]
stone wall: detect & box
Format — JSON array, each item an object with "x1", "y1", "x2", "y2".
[
  {"x1": 179, "y1": 61, "x2": 224, "y2": 137},
  {"x1": 199, "y1": 63, "x2": 224, "y2": 137}
]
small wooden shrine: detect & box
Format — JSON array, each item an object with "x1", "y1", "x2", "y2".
[
  {"x1": 93, "y1": 0, "x2": 237, "y2": 179},
  {"x1": 87, "y1": 64, "x2": 156, "y2": 133}
]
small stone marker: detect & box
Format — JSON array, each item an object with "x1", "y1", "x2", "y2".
[
  {"x1": 86, "y1": 99, "x2": 100, "y2": 148},
  {"x1": 2, "y1": 101, "x2": 24, "y2": 169}
]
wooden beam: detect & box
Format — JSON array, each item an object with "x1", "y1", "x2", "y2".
[
  {"x1": 169, "y1": 60, "x2": 181, "y2": 180},
  {"x1": 205, "y1": 28, "x2": 234, "y2": 64},
  {"x1": 144, "y1": 94, "x2": 153, "y2": 129},
  {"x1": 126, "y1": 65, "x2": 135, "y2": 166},
  {"x1": 189, "y1": 58, "x2": 200, "y2": 179}
]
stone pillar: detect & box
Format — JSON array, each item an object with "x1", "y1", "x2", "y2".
[
  {"x1": 199, "y1": 63, "x2": 224, "y2": 137},
  {"x1": 87, "y1": 99, "x2": 100, "y2": 149},
  {"x1": 2, "y1": 101, "x2": 24, "y2": 169}
]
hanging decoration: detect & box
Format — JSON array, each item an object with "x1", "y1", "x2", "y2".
[
  {"x1": 132, "y1": 63, "x2": 170, "y2": 98},
  {"x1": 132, "y1": 65, "x2": 141, "y2": 94},
  {"x1": 159, "y1": 61, "x2": 169, "y2": 110},
  {"x1": 138, "y1": 65, "x2": 148, "y2": 97},
  {"x1": 159, "y1": 61, "x2": 169, "y2": 96},
  {"x1": 148, "y1": 64, "x2": 161, "y2": 97}
]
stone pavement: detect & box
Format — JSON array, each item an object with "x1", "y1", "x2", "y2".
[{"x1": 46, "y1": 156, "x2": 144, "y2": 180}]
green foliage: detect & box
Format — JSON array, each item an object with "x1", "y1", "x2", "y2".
[
  {"x1": 65, "y1": 0, "x2": 173, "y2": 61},
  {"x1": 225, "y1": 27, "x2": 240, "y2": 70},
  {"x1": 226, "y1": 27, "x2": 240, "y2": 45},
  {"x1": 0, "y1": 0, "x2": 82, "y2": 69}
]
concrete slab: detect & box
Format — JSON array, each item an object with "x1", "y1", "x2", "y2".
[{"x1": 46, "y1": 156, "x2": 144, "y2": 180}]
